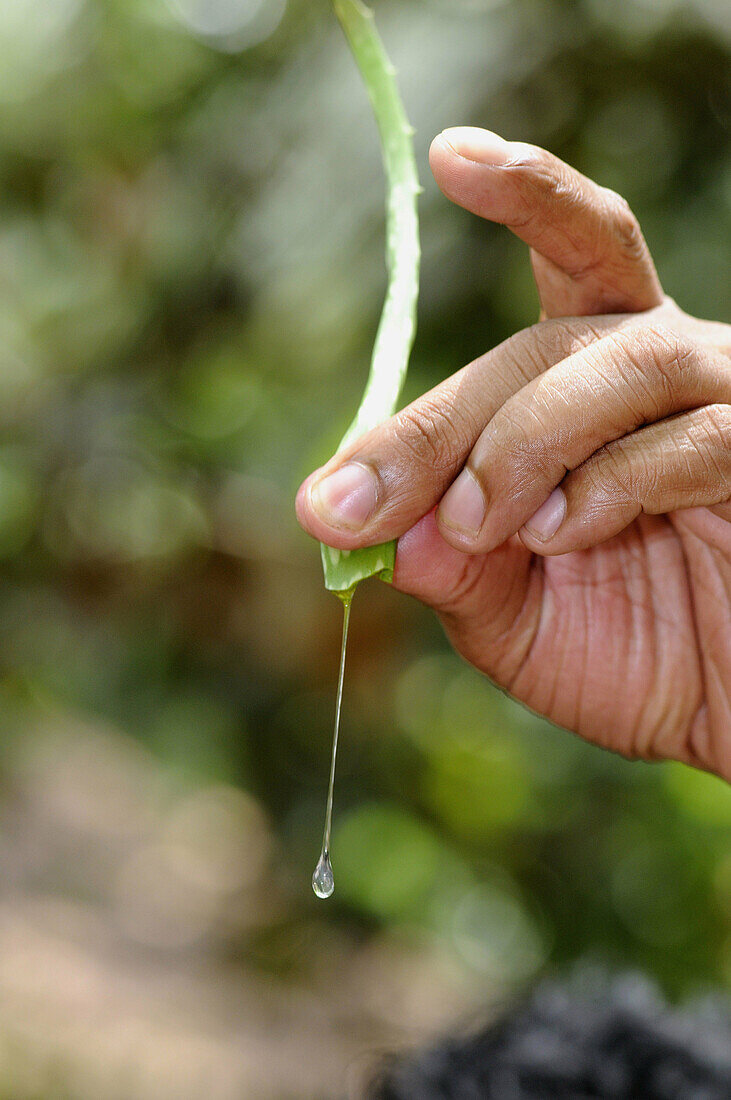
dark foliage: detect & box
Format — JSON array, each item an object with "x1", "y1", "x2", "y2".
[{"x1": 369, "y1": 975, "x2": 731, "y2": 1099}]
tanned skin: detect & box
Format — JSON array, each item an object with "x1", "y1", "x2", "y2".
[{"x1": 297, "y1": 128, "x2": 731, "y2": 782}]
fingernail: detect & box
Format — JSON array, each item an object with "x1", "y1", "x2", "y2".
[
  {"x1": 309, "y1": 463, "x2": 378, "y2": 530},
  {"x1": 524, "y1": 488, "x2": 566, "y2": 541},
  {"x1": 439, "y1": 469, "x2": 486, "y2": 538},
  {"x1": 439, "y1": 127, "x2": 512, "y2": 166}
]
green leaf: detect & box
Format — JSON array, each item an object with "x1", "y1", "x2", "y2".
[{"x1": 321, "y1": 0, "x2": 420, "y2": 594}]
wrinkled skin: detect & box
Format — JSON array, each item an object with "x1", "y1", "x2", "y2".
[{"x1": 297, "y1": 128, "x2": 731, "y2": 782}]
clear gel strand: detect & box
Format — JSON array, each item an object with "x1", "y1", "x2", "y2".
[{"x1": 312, "y1": 586, "x2": 355, "y2": 899}]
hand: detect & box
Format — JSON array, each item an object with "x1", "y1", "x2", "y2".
[{"x1": 296, "y1": 128, "x2": 731, "y2": 781}]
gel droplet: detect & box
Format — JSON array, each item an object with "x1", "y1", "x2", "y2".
[{"x1": 312, "y1": 850, "x2": 334, "y2": 899}]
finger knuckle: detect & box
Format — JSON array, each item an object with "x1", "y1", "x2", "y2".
[
  {"x1": 503, "y1": 147, "x2": 575, "y2": 228},
  {"x1": 610, "y1": 323, "x2": 701, "y2": 405},
  {"x1": 703, "y1": 402, "x2": 731, "y2": 438},
  {"x1": 529, "y1": 157, "x2": 575, "y2": 204},
  {"x1": 393, "y1": 399, "x2": 466, "y2": 472},
  {"x1": 701, "y1": 403, "x2": 731, "y2": 459},
  {"x1": 486, "y1": 400, "x2": 553, "y2": 472},
  {"x1": 648, "y1": 329, "x2": 700, "y2": 396},
  {"x1": 585, "y1": 443, "x2": 640, "y2": 500},
  {"x1": 601, "y1": 188, "x2": 646, "y2": 261},
  {"x1": 683, "y1": 419, "x2": 728, "y2": 492},
  {"x1": 525, "y1": 317, "x2": 605, "y2": 369}
]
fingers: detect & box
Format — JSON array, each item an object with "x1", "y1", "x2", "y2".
[
  {"x1": 297, "y1": 316, "x2": 730, "y2": 563},
  {"x1": 518, "y1": 403, "x2": 731, "y2": 555},
  {"x1": 429, "y1": 127, "x2": 663, "y2": 317},
  {"x1": 436, "y1": 326, "x2": 731, "y2": 553},
  {"x1": 296, "y1": 316, "x2": 610, "y2": 548}
]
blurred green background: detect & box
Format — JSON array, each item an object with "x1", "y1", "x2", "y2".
[{"x1": 0, "y1": 0, "x2": 729, "y2": 1096}]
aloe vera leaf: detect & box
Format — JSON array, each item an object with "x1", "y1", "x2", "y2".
[{"x1": 321, "y1": 0, "x2": 420, "y2": 594}]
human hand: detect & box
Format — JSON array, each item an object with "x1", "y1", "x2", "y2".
[{"x1": 297, "y1": 128, "x2": 731, "y2": 781}]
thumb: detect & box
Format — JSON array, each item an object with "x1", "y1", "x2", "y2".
[
  {"x1": 393, "y1": 510, "x2": 536, "y2": 685},
  {"x1": 429, "y1": 127, "x2": 663, "y2": 318}
]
